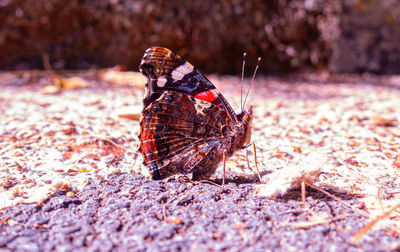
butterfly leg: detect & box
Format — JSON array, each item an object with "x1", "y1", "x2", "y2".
[
  {"x1": 242, "y1": 142, "x2": 262, "y2": 182},
  {"x1": 222, "y1": 151, "x2": 227, "y2": 188},
  {"x1": 245, "y1": 147, "x2": 251, "y2": 171},
  {"x1": 243, "y1": 141, "x2": 253, "y2": 171},
  {"x1": 252, "y1": 142, "x2": 263, "y2": 182}
]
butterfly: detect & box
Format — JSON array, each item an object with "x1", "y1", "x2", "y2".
[{"x1": 138, "y1": 47, "x2": 256, "y2": 181}]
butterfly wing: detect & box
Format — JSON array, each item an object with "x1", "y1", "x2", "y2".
[
  {"x1": 139, "y1": 91, "x2": 232, "y2": 179},
  {"x1": 139, "y1": 47, "x2": 239, "y2": 124},
  {"x1": 138, "y1": 47, "x2": 253, "y2": 180}
]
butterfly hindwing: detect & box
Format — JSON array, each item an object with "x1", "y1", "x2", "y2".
[{"x1": 139, "y1": 91, "x2": 230, "y2": 179}]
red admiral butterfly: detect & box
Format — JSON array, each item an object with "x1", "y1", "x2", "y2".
[{"x1": 139, "y1": 47, "x2": 257, "y2": 181}]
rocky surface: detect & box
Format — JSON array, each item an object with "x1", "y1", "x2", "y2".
[
  {"x1": 0, "y1": 71, "x2": 400, "y2": 250},
  {"x1": 1, "y1": 173, "x2": 398, "y2": 251}
]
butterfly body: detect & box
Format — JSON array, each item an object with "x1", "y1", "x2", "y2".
[{"x1": 139, "y1": 47, "x2": 252, "y2": 180}]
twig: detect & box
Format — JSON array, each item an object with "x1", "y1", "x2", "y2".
[
  {"x1": 222, "y1": 152, "x2": 226, "y2": 189},
  {"x1": 279, "y1": 215, "x2": 345, "y2": 229},
  {"x1": 351, "y1": 202, "x2": 400, "y2": 243},
  {"x1": 377, "y1": 186, "x2": 384, "y2": 214},
  {"x1": 301, "y1": 181, "x2": 306, "y2": 209},
  {"x1": 0, "y1": 216, "x2": 10, "y2": 225},
  {"x1": 162, "y1": 203, "x2": 167, "y2": 224},
  {"x1": 301, "y1": 181, "x2": 318, "y2": 218},
  {"x1": 195, "y1": 180, "x2": 223, "y2": 188},
  {"x1": 42, "y1": 53, "x2": 53, "y2": 72},
  {"x1": 0, "y1": 145, "x2": 15, "y2": 156},
  {"x1": 305, "y1": 182, "x2": 370, "y2": 218}
]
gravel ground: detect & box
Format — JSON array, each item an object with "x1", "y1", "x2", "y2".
[
  {"x1": 0, "y1": 173, "x2": 395, "y2": 251},
  {"x1": 0, "y1": 71, "x2": 400, "y2": 251}
]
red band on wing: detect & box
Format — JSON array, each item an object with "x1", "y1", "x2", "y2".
[{"x1": 193, "y1": 90, "x2": 219, "y2": 104}]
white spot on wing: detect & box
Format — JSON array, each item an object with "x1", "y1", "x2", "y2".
[
  {"x1": 157, "y1": 77, "x2": 167, "y2": 87},
  {"x1": 171, "y1": 63, "x2": 194, "y2": 81}
]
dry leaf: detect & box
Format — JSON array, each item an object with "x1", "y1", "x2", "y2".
[
  {"x1": 116, "y1": 107, "x2": 142, "y2": 120},
  {"x1": 99, "y1": 68, "x2": 145, "y2": 88},
  {"x1": 54, "y1": 76, "x2": 89, "y2": 90},
  {"x1": 255, "y1": 152, "x2": 323, "y2": 198},
  {"x1": 292, "y1": 145, "x2": 302, "y2": 153},
  {"x1": 63, "y1": 151, "x2": 73, "y2": 160},
  {"x1": 370, "y1": 116, "x2": 396, "y2": 127},
  {"x1": 169, "y1": 218, "x2": 183, "y2": 225},
  {"x1": 42, "y1": 85, "x2": 61, "y2": 94},
  {"x1": 76, "y1": 169, "x2": 92, "y2": 173},
  {"x1": 52, "y1": 181, "x2": 69, "y2": 190},
  {"x1": 118, "y1": 113, "x2": 141, "y2": 120},
  {"x1": 66, "y1": 191, "x2": 75, "y2": 197}
]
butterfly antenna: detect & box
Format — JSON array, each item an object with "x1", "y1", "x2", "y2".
[
  {"x1": 240, "y1": 52, "x2": 247, "y2": 112},
  {"x1": 242, "y1": 57, "x2": 261, "y2": 109}
]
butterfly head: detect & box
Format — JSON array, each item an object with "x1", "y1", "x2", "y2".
[{"x1": 235, "y1": 105, "x2": 253, "y2": 149}]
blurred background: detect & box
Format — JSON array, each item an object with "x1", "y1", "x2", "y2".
[{"x1": 0, "y1": 0, "x2": 399, "y2": 74}]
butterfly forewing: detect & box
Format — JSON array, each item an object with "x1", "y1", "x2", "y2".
[{"x1": 139, "y1": 47, "x2": 238, "y2": 123}]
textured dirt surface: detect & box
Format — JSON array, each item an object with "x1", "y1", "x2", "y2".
[
  {"x1": 0, "y1": 71, "x2": 400, "y2": 250},
  {"x1": 0, "y1": 173, "x2": 396, "y2": 251}
]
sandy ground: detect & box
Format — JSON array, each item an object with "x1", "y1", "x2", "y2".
[{"x1": 0, "y1": 71, "x2": 399, "y2": 243}]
